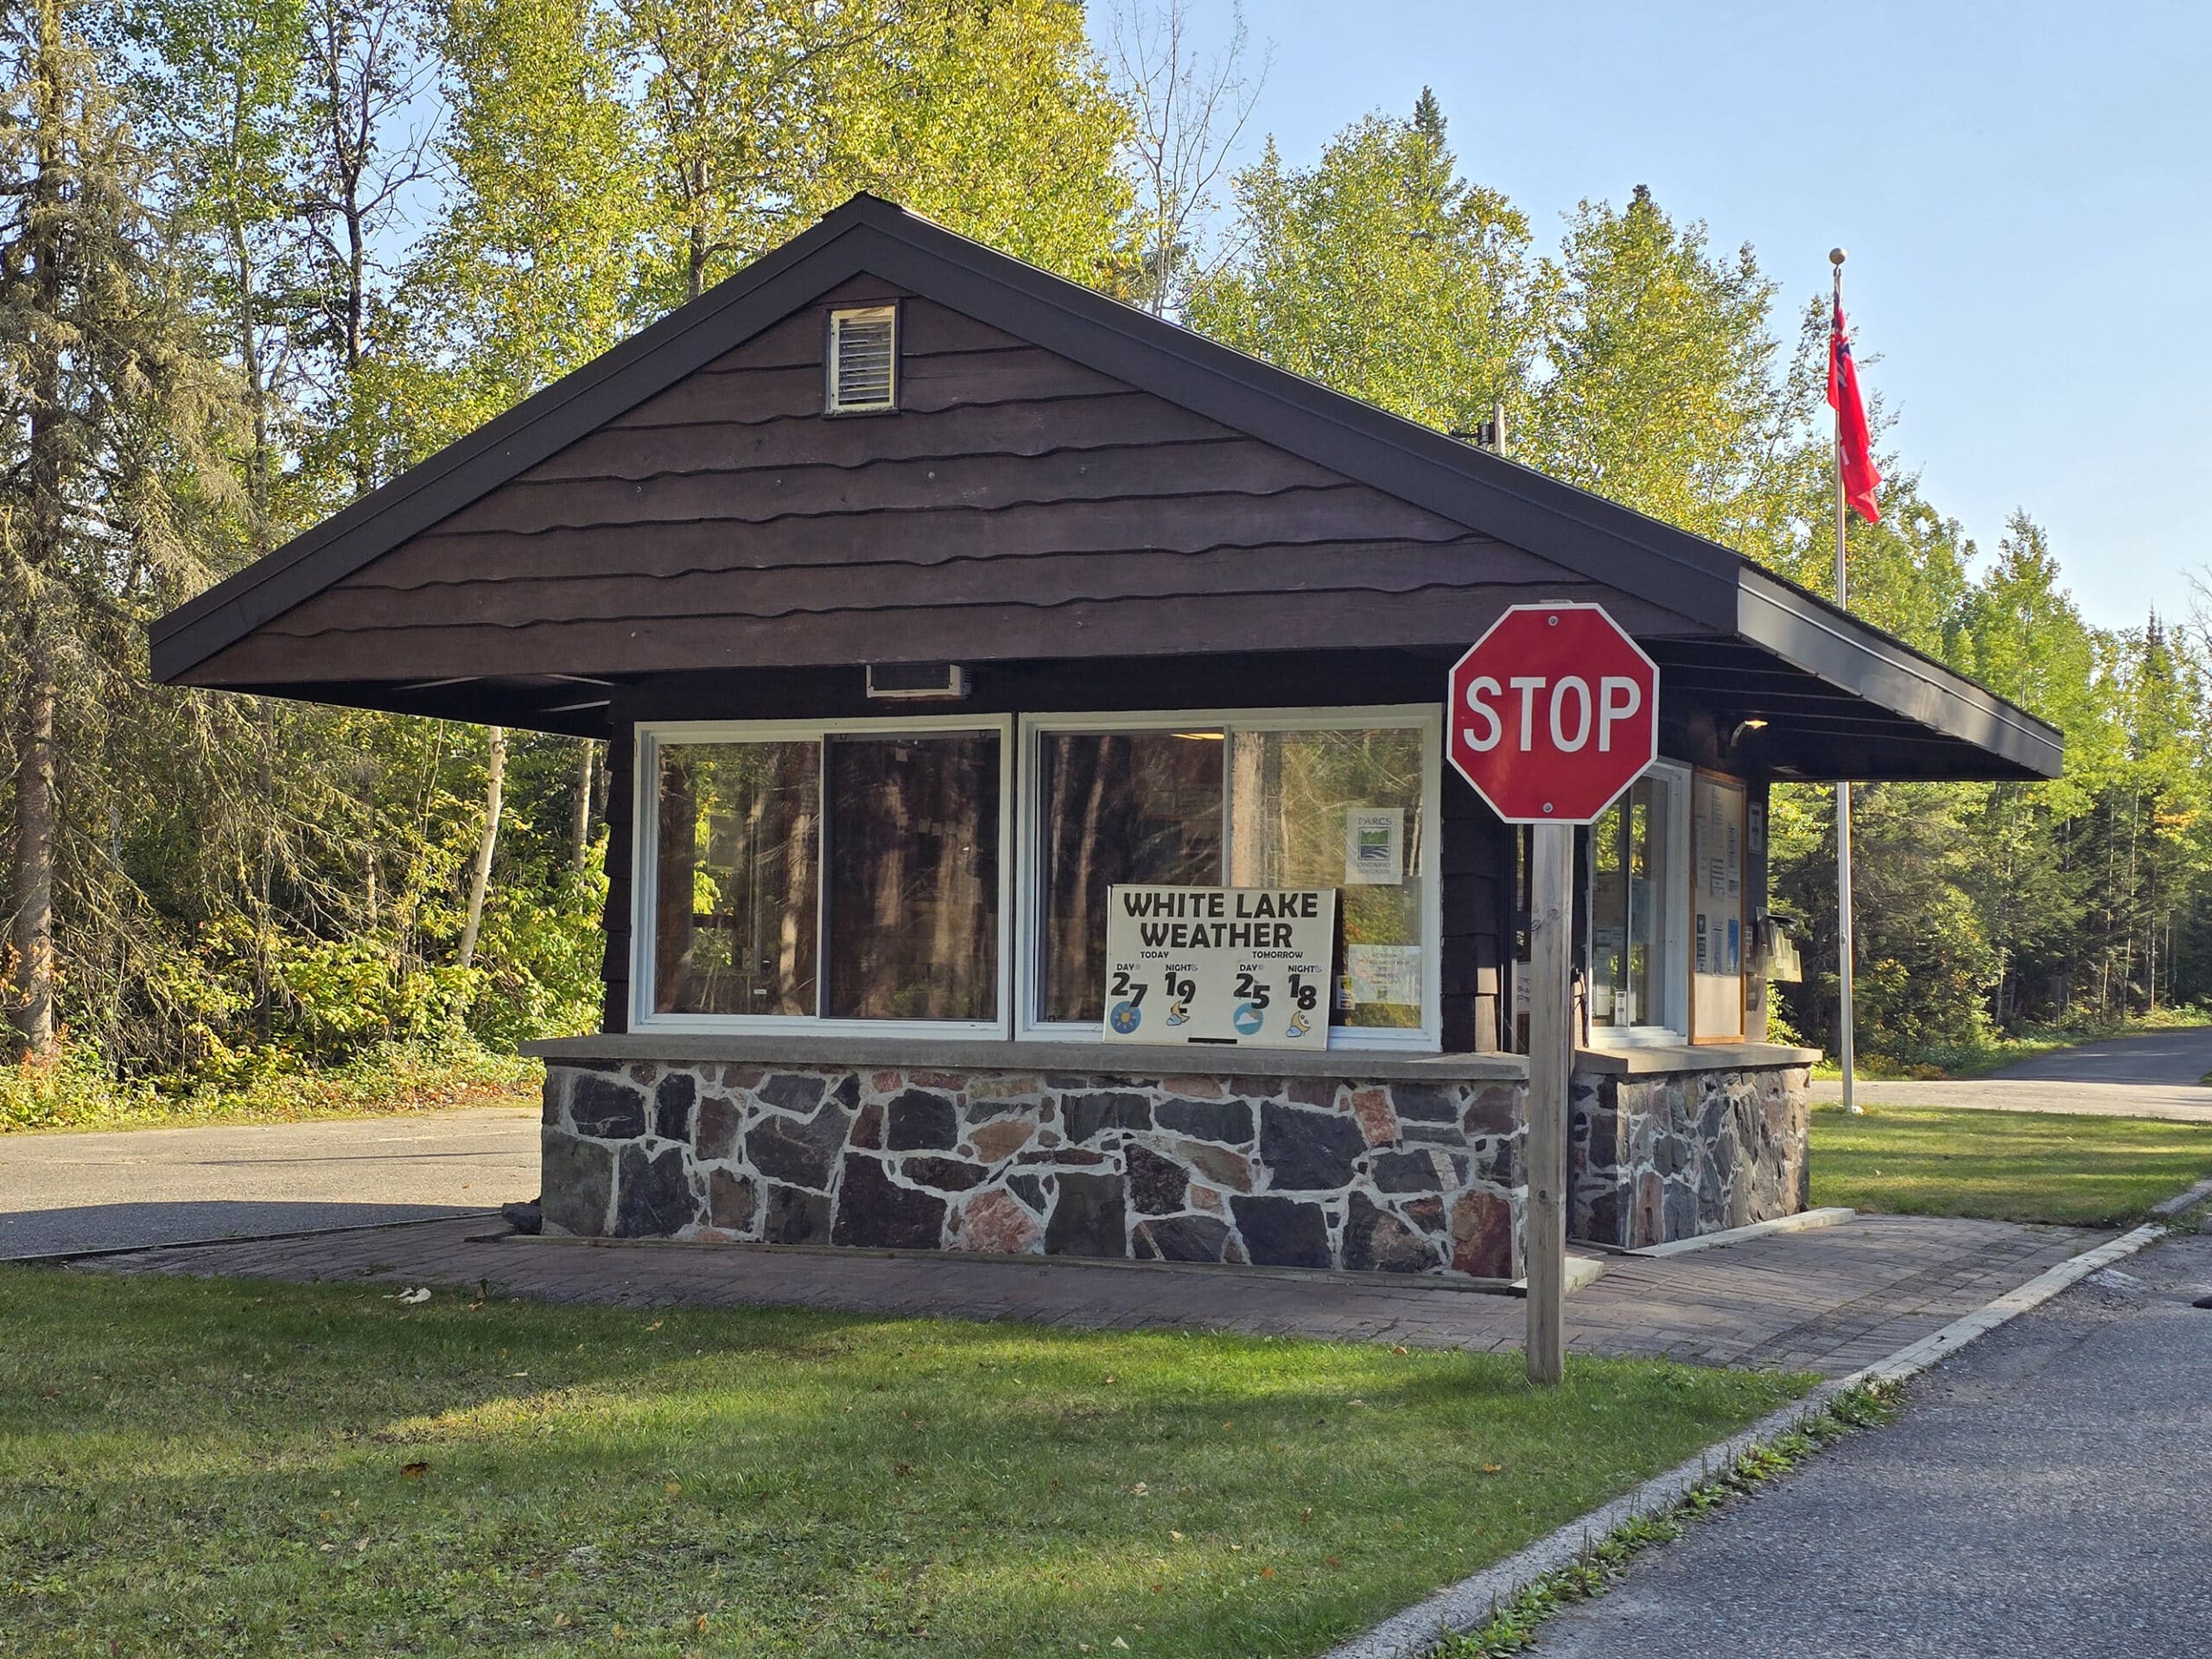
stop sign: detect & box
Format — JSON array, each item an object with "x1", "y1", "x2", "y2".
[{"x1": 1447, "y1": 603, "x2": 1659, "y2": 823}]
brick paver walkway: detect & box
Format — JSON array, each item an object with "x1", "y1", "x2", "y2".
[{"x1": 72, "y1": 1211, "x2": 2098, "y2": 1377}]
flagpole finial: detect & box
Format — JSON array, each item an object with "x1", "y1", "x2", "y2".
[{"x1": 1829, "y1": 246, "x2": 1847, "y2": 266}]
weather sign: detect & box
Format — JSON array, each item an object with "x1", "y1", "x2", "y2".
[{"x1": 1100, "y1": 886, "x2": 1337, "y2": 1051}]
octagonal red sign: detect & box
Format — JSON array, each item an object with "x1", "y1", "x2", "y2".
[{"x1": 1446, "y1": 603, "x2": 1659, "y2": 824}]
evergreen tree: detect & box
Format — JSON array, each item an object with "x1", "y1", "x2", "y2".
[{"x1": 0, "y1": 0, "x2": 241, "y2": 1056}]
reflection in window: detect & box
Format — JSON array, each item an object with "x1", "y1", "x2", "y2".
[
  {"x1": 1227, "y1": 728, "x2": 1426, "y2": 1029},
  {"x1": 825, "y1": 733, "x2": 1001, "y2": 1021},
  {"x1": 654, "y1": 741, "x2": 819, "y2": 1016},
  {"x1": 1034, "y1": 721, "x2": 1428, "y2": 1033},
  {"x1": 1588, "y1": 779, "x2": 1662, "y2": 1029},
  {"x1": 1039, "y1": 731, "x2": 1224, "y2": 1022}
]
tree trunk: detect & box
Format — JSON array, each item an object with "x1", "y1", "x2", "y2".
[
  {"x1": 10, "y1": 628, "x2": 58, "y2": 1058},
  {"x1": 569, "y1": 739, "x2": 595, "y2": 873},
  {"x1": 363, "y1": 772, "x2": 379, "y2": 925},
  {"x1": 11, "y1": 0, "x2": 66, "y2": 1058},
  {"x1": 458, "y1": 726, "x2": 506, "y2": 969}
]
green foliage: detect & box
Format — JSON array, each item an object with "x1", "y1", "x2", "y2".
[
  {"x1": 1526, "y1": 185, "x2": 1804, "y2": 556},
  {"x1": 0, "y1": 1034, "x2": 537, "y2": 1132},
  {"x1": 3, "y1": 0, "x2": 1125, "y2": 1105},
  {"x1": 1770, "y1": 783, "x2": 1999, "y2": 1061},
  {"x1": 1186, "y1": 94, "x2": 1541, "y2": 434}
]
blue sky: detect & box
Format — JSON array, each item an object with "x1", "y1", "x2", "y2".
[{"x1": 1173, "y1": 0, "x2": 2208, "y2": 631}]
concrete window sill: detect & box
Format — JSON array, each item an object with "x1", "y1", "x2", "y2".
[
  {"x1": 1571, "y1": 1042, "x2": 1823, "y2": 1077},
  {"x1": 523, "y1": 1032, "x2": 1531, "y2": 1084}
]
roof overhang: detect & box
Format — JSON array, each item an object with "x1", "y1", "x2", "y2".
[{"x1": 149, "y1": 194, "x2": 2062, "y2": 785}]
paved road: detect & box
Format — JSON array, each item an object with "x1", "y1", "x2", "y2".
[
  {"x1": 1810, "y1": 1026, "x2": 2212, "y2": 1122},
  {"x1": 0, "y1": 1107, "x2": 537, "y2": 1258},
  {"x1": 1533, "y1": 1220, "x2": 2212, "y2": 1659},
  {"x1": 1985, "y1": 1025, "x2": 2212, "y2": 1084}
]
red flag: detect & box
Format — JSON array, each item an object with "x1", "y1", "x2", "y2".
[{"x1": 1827, "y1": 302, "x2": 1882, "y2": 523}]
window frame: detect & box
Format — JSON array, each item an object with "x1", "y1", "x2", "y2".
[
  {"x1": 630, "y1": 714, "x2": 1015, "y2": 1039},
  {"x1": 1014, "y1": 704, "x2": 1445, "y2": 1052},
  {"x1": 1580, "y1": 758, "x2": 1694, "y2": 1049}
]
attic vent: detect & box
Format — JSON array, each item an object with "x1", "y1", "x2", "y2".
[{"x1": 827, "y1": 305, "x2": 897, "y2": 413}]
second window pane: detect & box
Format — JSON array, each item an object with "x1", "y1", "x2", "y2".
[
  {"x1": 1039, "y1": 730, "x2": 1225, "y2": 1022},
  {"x1": 825, "y1": 732, "x2": 1001, "y2": 1021},
  {"x1": 1228, "y1": 728, "x2": 1425, "y2": 1028}
]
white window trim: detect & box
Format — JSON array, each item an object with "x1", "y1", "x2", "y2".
[
  {"x1": 1581, "y1": 758, "x2": 1694, "y2": 1049},
  {"x1": 1014, "y1": 704, "x2": 1445, "y2": 1053},
  {"x1": 630, "y1": 714, "x2": 1015, "y2": 1039}
]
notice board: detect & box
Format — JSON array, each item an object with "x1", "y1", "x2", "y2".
[
  {"x1": 1101, "y1": 885, "x2": 1337, "y2": 1049},
  {"x1": 1690, "y1": 772, "x2": 1746, "y2": 1041}
]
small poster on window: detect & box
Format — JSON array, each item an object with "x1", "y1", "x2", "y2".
[
  {"x1": 1343, "y1": 808, "x2": 1405, "y2": 886},
  {"x1": 1690, "y1": 772, "x2": 1748, "y2": 1040},
  {"x1": 1345, "y1": 943, "x2": 1422, "y2": 1008},
  {"x1": 1102, "y1": 885, "x2": 1337, "y2": 1049}
]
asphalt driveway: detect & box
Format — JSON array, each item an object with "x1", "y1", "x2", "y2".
[
  {"x1": 1811, "y1": 1025, "x2": 2212, "y2": 1122},
  {"x1": 1532, "y1": 1220, "x2": 2212, "y2": 1658},
  {"x1": 0, "y1": 1107, "x2": 538, "y2": 1259}
]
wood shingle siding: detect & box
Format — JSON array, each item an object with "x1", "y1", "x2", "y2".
[
  {"x1": 514, "y1": 391, "x2": 1235, "y2": 480},
  {"x1": 348, "y1": 494, "x2": 1495, "y2": 587},
  {"x1": 187, "y1": 282, "x2": 1630, "y2": 686},
  {"x1": 424, "y1": 441, "x2": 1356, "y2": 536},
  {"x1": 211, "y1": 588, "x2": 1659, "y2": 686}
]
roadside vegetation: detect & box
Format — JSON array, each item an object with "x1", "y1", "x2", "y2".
[
  {"x1": 1810, "y1": 1004, "x2": 2212, "y2": 1082},
  {"x1": 1809, "y1": 1103, "x2": 2212, "y2": 1226},
  {"x1": 0, "y1": 1038, "x2": 537, "y2": 1135},
  {"x1": 0, "y1": 1271, "x2": 1808, "y2": 1658}
]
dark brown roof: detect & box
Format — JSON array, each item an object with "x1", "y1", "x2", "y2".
[{"x1": 149, "y1": 193, "x2": 2061, "y2": 782}]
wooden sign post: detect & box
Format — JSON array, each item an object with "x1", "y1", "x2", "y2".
[
  {"x1": 1446, "y1": 604, "x2": 1659, "y2": 1383},
  {"x1": 1522, "y1": 823, "x2": 1574, "y2": 1382}
]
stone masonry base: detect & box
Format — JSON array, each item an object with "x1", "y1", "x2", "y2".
[
  {"x1": 540, "y1": 1061, "x2": 1529, "y2": 1279},
  {"x1": 1568, "y1": 1064, "x2": 1811, "y2": 1251}
]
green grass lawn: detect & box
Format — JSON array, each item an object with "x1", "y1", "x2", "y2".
[
  {"x1": 1810, "y1": 1103, "x2": 2212, "y2": 1226},
  {"x1": 0, "y1": 1271, "x2": 1806, "y2": 1658}
]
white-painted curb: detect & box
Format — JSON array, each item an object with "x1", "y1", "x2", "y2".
[{"x1": 1319, "y1": 1195, "x2": 2206, "y2": 1659}]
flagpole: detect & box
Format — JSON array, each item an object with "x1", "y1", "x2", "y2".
[{"x1": 1829, "y1": 246, "x2": 1860, "y2": 1116}]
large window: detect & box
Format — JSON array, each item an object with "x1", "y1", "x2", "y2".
[
  {"x1": 1021, "y1": 709, "x2": 1440, "y2": 1047},
  {"x1": 636, "y1": 708, "x2": 1439, "y2": 1048},
  {"x1": 638, "y1": 719, "x2": 1009, "y2": 1034}
]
